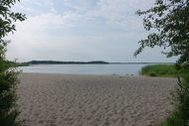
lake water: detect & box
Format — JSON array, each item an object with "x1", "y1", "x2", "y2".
[{"x1": 20, "y1": 64, "x2": 148, "y2": 75}]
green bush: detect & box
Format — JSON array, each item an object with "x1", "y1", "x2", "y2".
[
  {"x1": 0, "y1": 67, "x2": 21, "y2": 126},
  {"x1": 0, "y1": 54, "x2": 22, "y2": 126}
]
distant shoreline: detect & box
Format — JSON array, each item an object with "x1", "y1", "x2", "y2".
[{"x1": 18, "y1": 60, "x2": 175, "y2": 66}]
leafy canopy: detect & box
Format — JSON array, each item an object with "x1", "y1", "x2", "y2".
[
  {"x1": 0, "y1": 0, "x2": 26, "y2": 61},
  {"x1": 135, "y1": 0, "x2": 189, "y2": 64}
]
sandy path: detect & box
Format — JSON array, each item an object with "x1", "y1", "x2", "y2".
[{"x1": 17, "y1": 73, "x2": 177, "y2": 126}]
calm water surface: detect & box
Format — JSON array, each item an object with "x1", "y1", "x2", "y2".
[{"x1": 20, "y1": 64, "x2": 148, "y2": 75}]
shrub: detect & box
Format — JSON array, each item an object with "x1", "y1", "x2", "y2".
[
  {"x1": 161, "y1": 66, "x2": 189, "y2": 126},
  {"x1": 0, "y1": 67, "x2": 21, "y2": 126},
  {"x1": 0, "y1": 0, "x2": 26, "y2": 125}
]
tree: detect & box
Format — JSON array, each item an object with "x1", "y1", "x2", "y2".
[
  {"x1": 135, "y1": 0, "x2": 189, "y2": 125},
  {"x1": 0, "y1": 0, "x2": 26, "y2": 125},
  {"x1": 135, "y1": 0, "x2": 189, "y2": 64}
]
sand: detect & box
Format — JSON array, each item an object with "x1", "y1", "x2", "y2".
[{"x1": 17, "y1": 73, "x2": 177, "y2": 126}]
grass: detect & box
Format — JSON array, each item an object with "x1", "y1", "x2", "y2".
[{"x1": 141, "y1": 64, "x2": 179, "y2": 77}]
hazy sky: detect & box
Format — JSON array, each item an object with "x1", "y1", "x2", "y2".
[{"x1": 7, "y1": 0, "x2": 177, "y2": 62}]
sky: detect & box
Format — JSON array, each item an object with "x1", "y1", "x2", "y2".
[{"x1": 6, "y1": 0, "x2": 177, "y2": 62}]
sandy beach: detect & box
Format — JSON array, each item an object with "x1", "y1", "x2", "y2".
[{"x1": 17, "y1": 73, "x2": 177, "y2": 126}]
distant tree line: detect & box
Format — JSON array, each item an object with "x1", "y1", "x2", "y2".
[
  {"x1": 23, "y1": 60, "x2": 109, "y2": 65},
  {"x1": 15, "y1": 60, "x2": 175, "y2": 66}
]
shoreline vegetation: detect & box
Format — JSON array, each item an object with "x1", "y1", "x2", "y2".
[{"x1": 140, "y1": 65, "x2": 179, "y2": 77}]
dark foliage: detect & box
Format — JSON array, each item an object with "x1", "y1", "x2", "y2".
[{"x1": 0, "y1": 0, "x2": 26, "y2": 125}]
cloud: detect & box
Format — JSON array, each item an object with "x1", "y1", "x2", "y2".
[
  {"x1": 7, "y1": 0, "x2": 177, "y2": 62},
  {"x1": 12, "y1": 0, "x2": 54, "y2": 15}
]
